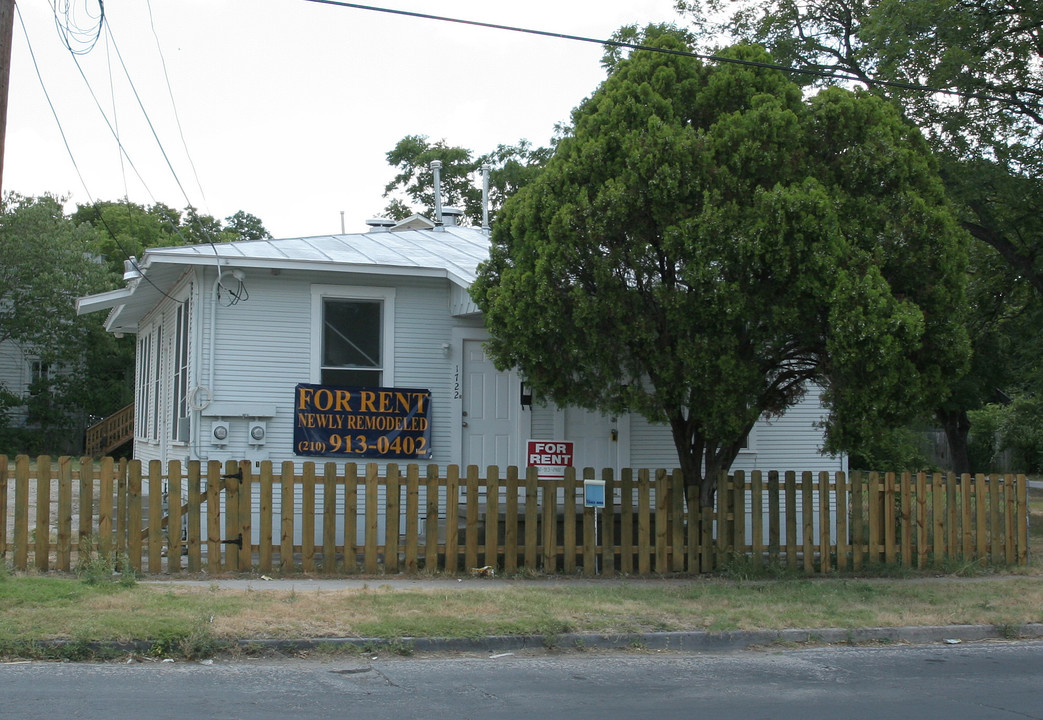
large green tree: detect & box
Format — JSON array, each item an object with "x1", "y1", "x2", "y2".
[
  {"x1": 677, "y1": 0, "x2": 1043, "y2": 471},
  {"x1": 677, "y1": 0, "x2": 1043, "y2": 292},
  {"x1": 0, "y1": 193, "x2": 111, "y2": 452},
  {"x1": 471, "y1": 37, "x2": 970, "y2": 506}
]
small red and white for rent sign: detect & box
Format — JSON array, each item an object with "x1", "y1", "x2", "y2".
[{"x1": 527, "y1": 440, "x2": 574, "y2": 480}]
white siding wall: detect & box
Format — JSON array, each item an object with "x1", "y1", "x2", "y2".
[
  {"x1": 0, "y1": 339, "x2": 28, "y2": 426},
  {"x1": 180, "y1": 268, "x2": 470, "y2": 470},
  {"x1": 628, "y1": 385, "x2": 846, "y2": 473}
]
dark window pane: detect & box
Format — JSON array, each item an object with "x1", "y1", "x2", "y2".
[
  {"x1": 322, "y1": 368, "x2": 382, "y2": 388},
  {"x1": 323, "y1": 299, "x2": 381, "y2": 368}
]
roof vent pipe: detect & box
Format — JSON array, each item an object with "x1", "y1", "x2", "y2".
[
  {"x1": 442, "y1": 207, "x2": 464, "y2": 226},
  {"x1": 481, "y1": 164, "x2": 491, "y2": 233},
  {"x1": 430, "y1": 160, "x2": 443, "y2": 227},
  {"x1": 365, "y1": 218, "x2": 395, "y2": 233}
]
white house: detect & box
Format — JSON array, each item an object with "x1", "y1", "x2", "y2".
[
  {"x1": 0, "y1": 338, "x2": 51, "y2": 428},
  {"x1": 75, "y1": 213, "x2": 847, "y2": 478}
]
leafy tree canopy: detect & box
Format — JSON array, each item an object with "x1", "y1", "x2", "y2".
[
  {"x1": 677, "y1": 0, "x2": 1043, "y2": 293},
  {"x1": 72, "y1": 200, "x2": 272, "y2": 278},
  {"x1": 471, "y1": 35, "x2": 970, "y2": 505},
  {"x1": 0, "y1": 193, "x2": 108, "y2": 356}
]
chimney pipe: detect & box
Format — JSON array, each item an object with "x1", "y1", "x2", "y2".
[
  {"x1": 430, "y1": 160, "x2": 443, "y2": 227},
  {"x1": 481, "y1": 164, "x2": 491, "y2": 233}
]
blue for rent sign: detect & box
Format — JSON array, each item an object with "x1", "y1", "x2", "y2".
[{"x1": 294, "y1": 383, "x2": 432, "y2": 459}]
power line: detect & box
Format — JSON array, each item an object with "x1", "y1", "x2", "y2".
[
  {"x1": 17, "y1": 2, "x2": 181, "y2": 304},
  {"x1": 301, "y1": 0, "x2": 1016, "y2": 106}
]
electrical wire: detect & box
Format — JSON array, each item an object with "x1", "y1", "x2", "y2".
[
  {"x1": 51, "y1": 0, "x2": 104, "y2": 56},
  {"x1": 301, "y1": 0, "x2": 1019, "y2": 106},
  {"x1": 17, "y1": 2, "x2": 181, "y2": 305},
  {"x1": 145, "y1": 0, "x2": 208, "y2": 210}
]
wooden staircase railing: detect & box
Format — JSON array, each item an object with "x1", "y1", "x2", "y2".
[{"x1": 85, "y1": 403, "x2": 134, "y2": 457}]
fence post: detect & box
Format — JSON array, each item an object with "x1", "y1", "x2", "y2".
[
  {"x1": 686, "y1": 483, "x2": 699, "y2": 573},
  {"x1": 385, "y1": 464, "x2": 401, "y2": 574},
  {"x1": 258, "y1": 461, "x2": 273, "y2": 574},
  {"x1": 818, "y1": 471, "x2": 831, "y2": 574},
  {"x1": 35, "y1": 456, "x2": 51, "y2": 571},
  {"x1": 602, "y1": 467, "x2": 616, "y2": 577},
  {"x1": 206, "y1": 460, "x2": 222, "y2": 574},
  {"x1": 960, "y1": 473, "x2": 973, "y2": 561},
  {"x1": 732, "y1": 470, "x2": 746, "y2": 566},
  {"x1": 464, "y1": 465, "x2": 480, "y2": 571},
  {"x1": 867, "y1": 472, "x2": 881, "y2": 567},
  {"x1": 258, "y1": 463, "x2": 275, "y2": 576},
  {"x1": 931, "y1": 472, "x2": 946, "y2": 564},
  {"x1": 13, "y1": 455, "x2": 28, "y2": 570},
  {"x1": 542, "y1": 476, "x2": 557, "y2": 573},
  {"x1": 835, "y1": 471, "x2": 848, "y2": 571},
  {"x1": 237, "y1": 461, "x2": 253, "y2": 573},
  {"x1": 582, "y1": 467, "x2": 596, "y2": 578},
  {"x1": 751, "y1": 470, "x2": 764, "y2": 570},
  {"x1": 0, "y1": 455, "x2": 7, "y2": 560},
  {"x1": 917, "y1": 472, "x2": 929, "y2": 567},
  {"x1": 364, "y1": 463, "x2": 379, "y2": 574},
  {"x1": 620, "y1": 468, "x2": 634, "y2": 575},
  {"x1": 504, "y1": 465, "x2": 519, "y2": 575},
  {"x1": 116, "y1": 459, "x2": 128, "y2": 570},
  {"x1": 168, "y1": 460, "x2": 184, "y2": 573},
  {"x1": 563, "y1": 467, "x2": 578, "y2": 574},
  {"x1": 98, "y1": 457, "x2": 114, "y2": 566},
  {"x1": 147, "y1": 459, "x2": 163, "y2": 573},
  {"x1": 76, "y1": 458, "x2": 93, "y2": 567},
  {"x1": 1004, "y1": 474, "x2": 1015, "y2": 564},
  {"x1": 671, "y1": 469, "x2": 685, "y2": 573},
  {"x1": 883, "y1": 472, "x2": 896, "y2": 566},
  {"x1": 485, "y1": 465, "x2": 500, "y2": 571},
  {"x1": 445, "y1": 465, "x2": 460, "y2": 573},
  {"x1": 784, "y1": 471, "x2": 797, "y2": 569},
  {"x1": 57, "y1": 457, "x2": 73, "y2": 572},
  {"x1": 768, "y1": 470, "x2": 781, "y2": 565},
  {"x1": 424, "y1": 464, "x2": 440, "y2": 571},
  {"x1": 324, "y1": 462, "x2": 338, "y2": 574},
  {"x1": 524, "y1": 466, "x2": 539, "y2": 571},
  {"x1": 343, "y1": 463, "x2": 358, "y2": 572},
  {"x1": 127, "y1": 460, "x2": 142, "y2": 573},
  {"x1": 637, "y1": 469, "x2": 651, "y2": 574},
  {"x1": 301, "y1": 462, "x2": 316, "y2": 573},
  {"x1": 899, "y1": 472, "x2": 912, "y2": 567},
  {"x1": 187, "y1": 460, "x2": 201, "y2": 572},
  {"x1": 801, "y1": 471, "x2": 814, "y2": 573},
  {"x1": 1016, "y1": 474, "x2": 1029, "y2": 565},
  {"x1": 280, "y1": 461, "x2": 296, "y2": 574},
  {"x1": 405, "y1": 463, "x2": 420, "y2": 573}
]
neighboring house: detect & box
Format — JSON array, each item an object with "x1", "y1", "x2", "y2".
[
  {"x1": 0, "y1": 338, "x2": 52, "y2": 428},
  {"x1": 75, "y1": 213, "x2": 847, "y2": 477}
]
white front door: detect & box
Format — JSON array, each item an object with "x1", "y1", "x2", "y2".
[
  {"x1": 564, "y1": 407, "x2": 619, "y2": 474},
  {"x1": 461, "y1": 340, "x2": 517, "y2": 470}
]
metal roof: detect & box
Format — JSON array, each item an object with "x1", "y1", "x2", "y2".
[{"x1": 76, "y1": 225, "x2": 493, "y2": 330}]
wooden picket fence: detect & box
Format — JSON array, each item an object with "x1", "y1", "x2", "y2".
[{"x1": 0, "y1": 455, "x2": 1030, "y2": 576}]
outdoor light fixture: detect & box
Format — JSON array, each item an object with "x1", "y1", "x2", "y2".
[{"x1": 520, "y1": 381, "x2": 532, "y2": 408}]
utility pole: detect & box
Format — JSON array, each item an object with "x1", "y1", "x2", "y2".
[{"x1": 0, "y1": 0, "x2": 14, "y2": 196}]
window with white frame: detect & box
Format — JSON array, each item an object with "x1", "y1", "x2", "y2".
[
  {"x1": 151, "y1": 326, "x2": 162, "y2": 442},
  {"x1": 312, "y1": 286, "x2": 395, "y2": 388},
  {"x1": 30, "y1": 360, "x2": 50, "y2": 383},
  {"x1": 171, "y1": 298, "x2": 190, "y2": 441},
  {"x1": 136, "y1": 333, "x2": 152, "y2": 439}
]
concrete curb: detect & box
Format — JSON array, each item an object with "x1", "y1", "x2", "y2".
[
  {"x1": 19, "y1": 624, "x2": 1043, "y2": 661},
  {"x1": 236, "y1": 623, "x2": 1043, "y2": 656}
]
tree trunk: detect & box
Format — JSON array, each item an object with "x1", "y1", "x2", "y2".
[{"x1": 937, "y1": 408, "x2": 972, "y2": 475}]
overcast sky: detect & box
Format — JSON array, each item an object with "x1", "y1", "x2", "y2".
[{"x1": 5, "y1": 0, "x2": 685, "y2": 239}]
